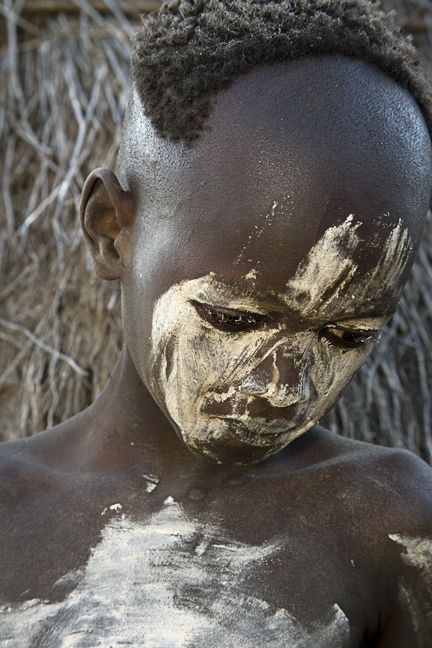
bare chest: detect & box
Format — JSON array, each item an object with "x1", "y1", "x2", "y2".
[{"x1": 0, "y1": 497, "x2": 352, "y2": 648}]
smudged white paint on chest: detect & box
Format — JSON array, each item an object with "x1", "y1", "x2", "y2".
[
  {"x1": 0, "y1": 501, "x2": 349, "y2": 647},
  {"x1": 143, "y1": 473, "x2": 159, "y2": 493},
  {"x1": 388, "y1": 533, "x2": 432, "y2": 637},
  {"x1": 389, "y1": 533, "x2": 432, "y2": 570}
]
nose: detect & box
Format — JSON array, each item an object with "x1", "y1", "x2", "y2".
[{"x1": 239, "y1": 343, "x2": 310, "y2": 408}]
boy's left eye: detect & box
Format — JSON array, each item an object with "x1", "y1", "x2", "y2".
[
  {"x1": 192, "y1": 302, "x2": 265, "y2": 331},
  {"x1": 322, "y1": 327, "x2": 379, "y2": 348}
]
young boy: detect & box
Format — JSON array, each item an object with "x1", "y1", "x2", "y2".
[{"x1": 1, "y1": 1, "x2": 432, "y2": 646}]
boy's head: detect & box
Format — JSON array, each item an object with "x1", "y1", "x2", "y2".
[
  {"x1": 130, "y1": 0, "x2": 432, "y2": 146},
  {"x1": 81, "y1": 1, "x2": 432, "y2": 465}
]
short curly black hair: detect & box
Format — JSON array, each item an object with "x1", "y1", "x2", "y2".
[{"x1": 131, "y1": 0, "x2": 432, "y2": 145}]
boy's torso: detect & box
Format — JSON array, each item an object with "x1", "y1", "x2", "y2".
[{"x1": 0, "y1": 425, "x2": 431, "y2": 647}]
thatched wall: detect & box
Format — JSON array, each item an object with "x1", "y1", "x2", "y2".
[{"x1": 1, "y1": 0, "x2": 432, "y2": 464}]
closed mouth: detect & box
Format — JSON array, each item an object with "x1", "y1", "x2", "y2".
[
  {"x1": 213, "y1": 417, "x2": 290, "y2": 446},
  {"x1": 202, "y1": 393, "x2": 307, "y2": 426}
]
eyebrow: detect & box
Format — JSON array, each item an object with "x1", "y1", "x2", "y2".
[
  {"x1": 221, "y1": 277, "x2": 278, "y2": 305},
  {"x1": 204, "y1": 275, "x2": 393, "y2": 325}
]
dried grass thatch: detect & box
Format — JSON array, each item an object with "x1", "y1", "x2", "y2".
[{"x1": 1, "y1": 0, "x2": 432, "y2": 465}]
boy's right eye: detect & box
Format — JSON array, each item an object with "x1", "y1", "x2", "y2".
[{"x1": 191, "y1": 301, "x2": 265, "y2": 332}]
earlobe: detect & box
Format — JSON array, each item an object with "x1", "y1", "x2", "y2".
[{"x1": 80, "y1": 168, "x2": 133, "y2": 281}]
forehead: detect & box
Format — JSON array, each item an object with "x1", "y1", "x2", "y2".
[
  {"x1": 162, "y1": 215, "x2": 411, "y2": 326},
  {"x1": 121, "y1": 57, "x2": 431, "y2": 307}
]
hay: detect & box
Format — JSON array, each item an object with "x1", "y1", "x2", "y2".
[{"x1": 0, "y1": 0, "x2": 432, "y2": 465}]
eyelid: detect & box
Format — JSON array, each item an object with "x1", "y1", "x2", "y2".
[
  {"x1": 190, "y1": 300, "x2": 265, "y2": 318},
  {"x1": 191, "y1": 300, "x2": 383, "y2": 341},
  {"x1": 190, "y1": 300, "x2": 266, "y2": 329},
  {"x1": 191, "y1": 299, "x2": 269, "y2": 317},
  {"x1": 327, "y1": 317, "x2": 386, "y2": 331},
  {"x1": 326, "y1": 324, "x2": 381, "y2": 336}
]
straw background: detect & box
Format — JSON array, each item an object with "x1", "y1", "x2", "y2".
[{"x1": 1, "y1": 0, "x2": 432, "y2": 465}]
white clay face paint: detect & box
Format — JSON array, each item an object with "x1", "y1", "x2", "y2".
[
  {"x1": 149, "y1": 216, "x2": 411, "y2": 460},
  {"x1": 0, "y1": 501, "x2": 350, "y2": 647},
  {"x1": 284, "y1": 215, "x2": 411, "y2": 316},
  {"x1": 149, "y1": 216, "x2": 411, "y2": 462},
  {"x1": 150, "y1": 280, "x2": 369, "y2": 460},
  {"x1": 285, "y1": 215, "x2": 361, "y2": 316}
]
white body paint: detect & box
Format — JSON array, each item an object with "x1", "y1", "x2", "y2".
[
  {"x1": 389, "y1": 534, "x2": 432, "y2": 636},
  {"x1": 389, "y1": 534, "x2": 432, "y2": 571},
  {"x1": 235, "y1": 201, "x2": 279, "y2": 266},
  {"x1": 143, "y1": 474, "x2": 159, "y2": 493},
  {"x1": 286, "y1": 215, "x2": 361, "y2": 315},
  {"x1": 149, "y1": 217, "x2": 411, "y2": 461},
  {"x1": 286, "y1": 216, "x2": 411, "y2": 316},
  {"x1": 0, "y1": 501, "x2": 350, "y2": 647}
]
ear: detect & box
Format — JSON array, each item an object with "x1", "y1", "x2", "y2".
[{"x1": 80, "y1": 168, "x2": 133, "y2": 281}]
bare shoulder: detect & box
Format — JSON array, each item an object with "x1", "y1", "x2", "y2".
[
  {"x1": 343, "y1": 432, "x2": 432, "y2": 522},
  {"x1": 0, "y1": 417, "x2": 110, "y2": 603},
  {"x1": 283, "y1": 426, "x2": 432, "y2": 533},
  {"x1": 0, "y1": 433, "x2": 54, "y2": 505},
  {"x1": 300, "y1": 424, "x2": 432, "y2": 482},
  {"x1": 299, "y1": 428, "x2": 432, "y2": 646},
  {"x1": 0, "y1": 414, "x2": 91, "y2": 512},
  {"x1": 332, "y1": 439, "x2": 432, "y2": 646}
]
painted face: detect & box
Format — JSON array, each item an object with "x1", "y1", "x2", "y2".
[
  {"x1": 147, "y1": 216, "x2": 411, "y2": 464},
  {"x1": 119, "y1": 59, "x2": 431, "y2": 465}
]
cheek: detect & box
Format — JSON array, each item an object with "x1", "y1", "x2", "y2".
[
  {"x1": 148, "y1": 287, "x2": 252, "y2": 415},
  {"x1": 309, "y1": 340, "x2": 372, "y2": 407},
  {"x1": 153, "y1": 324, "x2": 271, "y2": 404}
]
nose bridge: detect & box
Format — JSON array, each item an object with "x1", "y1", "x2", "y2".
[
  {"x1": 275, "y1": 337, "x2": 305, "y2": 375},
  {"x1": 239, "y1": 336, "x2": 311, "y2": 407}
]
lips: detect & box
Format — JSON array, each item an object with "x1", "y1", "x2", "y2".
[
  {"x1": 202, "y1": 391, "x2": 306, "y2": 420},
  {"x1": 213, "y1": 417, "x2": 296, "y2": 446}
]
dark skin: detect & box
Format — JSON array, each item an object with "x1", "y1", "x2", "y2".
[{"x1": 1, "y1": 58, "x2": 432, "y2": 646}]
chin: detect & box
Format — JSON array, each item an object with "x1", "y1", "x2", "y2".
[
  {"x1": 186, "y1": 440, "x2": 279, "y2": 465},
  {"x1": 177, "y1": 418, "x2": 301, "y2": 465}
]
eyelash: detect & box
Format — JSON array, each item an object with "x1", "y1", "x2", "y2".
[
  {"x1": 192, "y1": 302, "x2": 378, "y2": 348},
  {"x1": 321, "y1": 328, "x2": 379, "y2": 349},
  {"x1": 193, "y1": 303, "x2": 265, "y2": 331}
]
